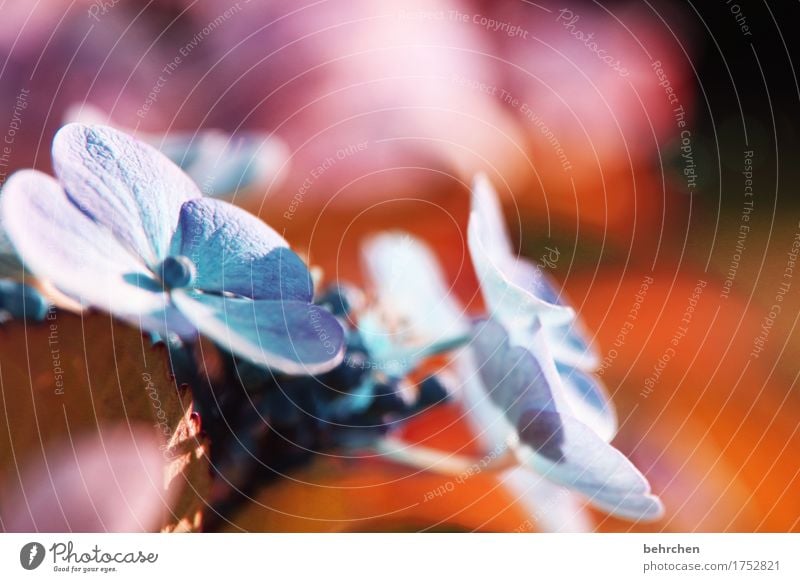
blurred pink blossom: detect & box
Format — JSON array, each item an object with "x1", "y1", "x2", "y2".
[{"x1": 2, "y1": 425, "x2": 172, "y2": 532}]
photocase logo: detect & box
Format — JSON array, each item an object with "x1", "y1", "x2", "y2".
[{"x1": 20, "y1": 542, "x2": 46, "y2": 570}]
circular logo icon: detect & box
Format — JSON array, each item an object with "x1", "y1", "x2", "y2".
[{"x1": 20, "y1": 542, "x2": 46, "y2": 570}]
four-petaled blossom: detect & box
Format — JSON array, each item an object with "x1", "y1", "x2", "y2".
[
  {"x1": 466, "y1": 175, "x2": 662, "y2": 521},
  {"x1": 0, "y1": 123, "x2": 344, "y2": 375},
  {"x1": 362, "y1": 175, "x2": 662, "y2": 524}
]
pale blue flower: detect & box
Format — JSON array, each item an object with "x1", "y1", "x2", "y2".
[
  {"x1": 361, "y1": 177, "x2": 662, "y2": 523},
  {"x1": 463, "y1": 175, "x2": 661, "y2": 520},
  {"x1": 359, "y1": 232, "x2": 470, "y2": 376},
  {"x1": 0, "y1": 123, "x2": 343, "y2": 375}
]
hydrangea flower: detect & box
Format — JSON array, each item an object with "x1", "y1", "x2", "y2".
[
  {"x1": 0, "y1": 123, "x2": 343, "y2": 375},
  {"x1": 65, "y1": 104, "x2": 289, "y2": 199},
  {"x1": 359, "y1": 232, "x2": 470, "y2": 376},
  {"x1": 467, "y1": 175, "x2": 616, "y2": 438},
  {"x1": 462, "y1": 176, "x2": 661, "y2": 520},
  {"x1": 361, "y1": 176, "x2": 662, "y2": 523}
]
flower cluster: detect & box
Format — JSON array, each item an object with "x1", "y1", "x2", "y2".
[
  {"x1": 1, "y1": 123, "x2": 343, "y2": 375},
  {"x1": 0, "y1": 123, "x2": 661, "y2": 529}
]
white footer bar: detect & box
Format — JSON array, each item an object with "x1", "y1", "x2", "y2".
[{"x1": 1, "y1": 533, "x2": 798, "y2": 581}]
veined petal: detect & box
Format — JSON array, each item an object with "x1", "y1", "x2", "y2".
[
  {"x1": 172, "y1": 290, "x2": 344, "y2": 375},
  {"x1": 469, "y1": 176, "x2": 574, "y2": 329},
  {"x1": 171, "y1": 198, "x2": 312, "y2": 301},
  {"x1": 0, "y1": 170, "x2": 168, "y2": 317},
  {"x1": 52, "y1": 123, "x2": 200, "y2": 266}
]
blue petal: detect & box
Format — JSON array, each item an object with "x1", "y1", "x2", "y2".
[
  {"x1": 52, "y1": 123, "x2": 200, "y2": 266},
  {"x1": 531, "y1": 272, "x2": 600, "y2": 370},
  {"x1": 0, "y1": 170, "x2": 169, "y2": 317},
  {"x1": 172, "y1": 290, "x2": 345, "y2": 375},
  {"x1": 472, "y1": 318, "x2": 573, "y2": 422},
  {"x1": 521, "y1": 417, "x2": 663, "y2": 520},
  {"x1": 469, "y1": 175, "x2": 574, "y2": 329},
  {"x1": 170, "y1": 198, "x2": 312, "y2": 301},
  {"x1": 517, "y1": 417, "x2": 664, "y2": 521},
  {"x1": 130, "y1": 305, "x2": 198, "y2": 341},
  {"x1": 458, "y1": 349, "x2": 518, "y2": 453}
]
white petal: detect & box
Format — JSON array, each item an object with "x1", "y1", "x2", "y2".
[
  {"x1": 516, "y1": 416, "x2": 663, "y2": 522},
  {"x1": 468, "y1": 176, "x2": 574, "y2": 329},
  {"x1": 0, "y1": 170, "x2": 167, "y2": 317}
]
